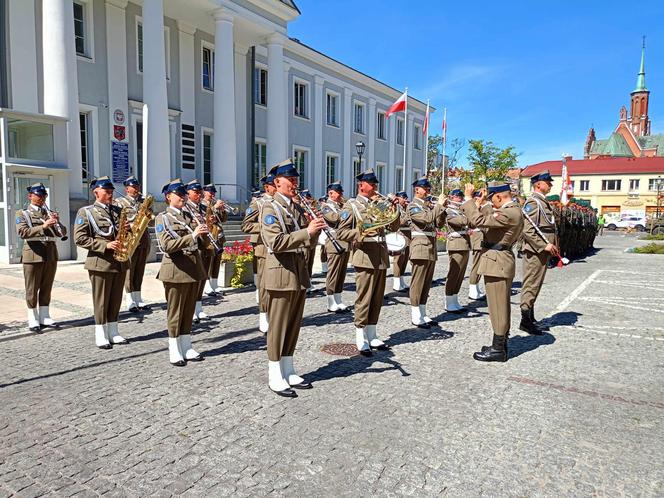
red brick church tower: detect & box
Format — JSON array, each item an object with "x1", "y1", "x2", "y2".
[{"x1": 629, "y1": 37, "x2": 651, "y2": 137}]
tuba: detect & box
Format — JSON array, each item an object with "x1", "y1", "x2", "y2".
[
  {"x1": 360, "y1": 191, "x2": 400, "y2": 239},
  {"x1": 113, "y1": 195, "x2": 154, "y2": 262}
]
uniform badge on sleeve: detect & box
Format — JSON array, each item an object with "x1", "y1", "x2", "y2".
[
  {"x1": 524, "y1": 204, "x2": 533, "y2": 213},
  {"x1": 156, "y1": 224, "x2": 164, "y2": 233},
  {"x1": 246, "y1": 207, "x2": 253, "y2": 215},
  {"x1": 264, "y1": 214, "x2": 276, "y2": 225},
  {"x1": 411, "y1": 207, "x2": 421, "y2": 214},
  {"x1": 77, "y1": 217, "x2": 84, "y2": 225},
  {"x1": 340, "y1": 211, "x2": 350, "y2": 220},
  {"x1": 15, "y1": 217, "x2": 21, "y2": 225}
]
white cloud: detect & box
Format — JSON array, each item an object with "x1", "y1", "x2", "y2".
[{"x1": 413, "y1": 63, "x2": 509, "y2": 102}]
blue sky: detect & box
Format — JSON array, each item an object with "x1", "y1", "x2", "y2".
[{"x1": 289, "y1": 0, "x2": 664, "y2": 167}]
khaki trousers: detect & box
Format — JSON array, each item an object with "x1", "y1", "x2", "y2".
[
  {"x1": 468, "y1": 250, "x2": 482, "y2": 285},
  {"x1": 320, "y1": 245, "x2": 328, "y2": 264},
  {"x1": 445, "y1": 250, "x2": 469, "y2": 296},
  {"x1": 124, "y1": 238, "x2": 149, "y2": 292},
  {"x1": 89, "y1": 271, "x2": 126, "y2": 324},
  {"x1": 354, "y1": 268, "x2": 387, "y2": 328},
  {"x1": 325, "y1": 251, "x2": 349, "y2": 295},
  {"x1": 252, "y1": 253, "x2": 258, "y2": 274},
  {"x1": 256, "y1": 256, "x2": 268, "y2": 313},
  {"x1": 485, "y1": 275, "x2": 511, "y2": 336},
  {"x1": 392, "y1": 245, "x2": 410, "y2": 277},
  {"x1": 23, "y1": 260, "x2": 57, "y2": 308},
  {"x1": 209, "y1": 251, "x2": 222, "y2": 279},
  {"x1": 196, "y1": 249, "x2": 213, "y2": 300},
  {"x1": 164, "y1": 281, "x2": 199, "y2": 337},
  {"x1": 306, "y1": 246, "x2": 316, "y2": 278},
  {"x1": 520, "y1": 250, "x2": 549, "y2": 310},
  {"x1": 266, "y1": 290, "x2": 306, "y2": 361},
  {"x1": 409, "y1": 259, "x2": 435, "y2": 306}
]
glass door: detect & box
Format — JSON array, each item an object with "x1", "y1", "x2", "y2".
[{"x1": 11, "y1": 174, "x2": 50, "y2": 262}]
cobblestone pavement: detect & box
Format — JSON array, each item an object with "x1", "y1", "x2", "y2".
[{"x1": 1, "y1": 233, "x2": 662, "y2": 497}]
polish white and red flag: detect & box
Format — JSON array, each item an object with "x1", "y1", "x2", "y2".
[
  {"x1": 423, "y1": 102, "x2": 430, "y2": 136},
  {"x1": 386, "y1": 90, "x2": 407, "y2": 117},
  {"x1": 561, "y1": 157, "x2": 571, "y2": 205}
]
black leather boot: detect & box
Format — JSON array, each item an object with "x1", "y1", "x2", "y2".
[
  {"x1": 519, "y1": 308, "x2": 543, "y2": 335},
  {"x1": 473, "y1": 334, "x2": 508, "y2": 362},
  {"x1": 530, "y1": 307, "x2": 549, "y2": 331}
]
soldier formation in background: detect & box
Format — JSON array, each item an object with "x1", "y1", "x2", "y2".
[{"x1": 16, "y1": 161, "x2": 602, "y2": 397}]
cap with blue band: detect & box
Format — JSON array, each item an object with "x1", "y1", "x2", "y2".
[
  {"x1": 412, "y1": 176, "x2": 431, "y2": 189},
  {"x1": 162, "y1": 178, "x2": 186, "y2": 196},
  {"x1": 26, "y1": 183, "x2": 48, "y2": 196},
  {"x1": 356, "y1": 168, "x2": 378, "y2": 184},
  {"x1": 123, "y1": 175, "x2": 140, "y2": 187},
  {"x1": 91, "y1": 176, "x2": 114, "y2": 190}
]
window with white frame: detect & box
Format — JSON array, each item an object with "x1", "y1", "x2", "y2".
[
  {"x1": 202, "y1": 45, "x2": 214, "y2": 91},
  {"x1": 649, "y1": 178, "x2": 663, "y2": 191},
  {"x1": 396, "y1": 166, "x2": 404, "y2": 192},
  {"x1": 293, "y1": 149, "x2": 307, "y2": 189},
  {"x1": 377, "y1": 112, "x2": 386, "y2": 140},
  {"x1": 376, "y1": 163, "x2": 386, "y2": 188},
  {"x1": 629, "y1": 179, "x2": 640, "y2": 191},
  {"x1": 397, "y1": 119, "x2": 404, "y2": 145},
  {"x1": 414, "y1": 125, "x2": 421, "y2": 149},
  {"x1": 601, "y1": 179, "x2": 621, "y2": 191},
  {"x1": 412, "y1": 169, "x2": 421, "y2": 184},
  {"x1": 136, "y1": 20, "x2": 170, "y2": 78},
  {"x1": 73, "y1": 2, "x2": 88, "y2": 56},
  {"x1": 203, "y1": 132, "x2": 212, "y2": 185},
  {"x1": 294, "y1": 81, "x2": 308, "y2": 118},
  {"x1": 326, "y1": 92, "x2": 339, "y2": 126},
  {"x1": 253, "y1": 142, "x2": 267, "y2": 187},
  {"x1": 354, "y1": 102, "x2": 365, "y2": 134},
  {"x1": 254, "y1": 68, "x2": 267, "y2": 106},
  {"x1": 326, "y1": 154, "x2": 338, "y2": 186},
  {"x1": 80, "y1": 113, "x2": 91, "y2": 181},
  {"x1": 579, "y1": 180, "x2": 590, "y2": 191}
]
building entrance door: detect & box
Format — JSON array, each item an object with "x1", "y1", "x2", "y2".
[{"x1": 9, "y1": 173, "x2": 52, "y2": 263}]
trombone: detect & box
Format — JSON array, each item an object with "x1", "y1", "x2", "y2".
[{"x1": 44, "y1": 205, "x2": 68, "y2": 241}]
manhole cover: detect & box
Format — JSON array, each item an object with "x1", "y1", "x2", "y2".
[{"x1": 321, "y1": 343, "x2": 359, "y2": 356}]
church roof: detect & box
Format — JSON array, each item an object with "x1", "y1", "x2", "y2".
[
  {"x1": 590, "y1": 133, "x2": 634, "y2": 157},
  {"x1": 637, "y1": 134, "x2": 664, "y2": 155},
  {"x1": 523, "y1": 157, "x2": 664, "y2": 176}
]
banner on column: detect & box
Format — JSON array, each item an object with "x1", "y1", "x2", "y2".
[{"x1": 111, "y1": 141, "x2": 130, "y2": 183}]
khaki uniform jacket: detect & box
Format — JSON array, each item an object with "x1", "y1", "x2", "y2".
[
  {"x1": 445, "y1": 202, "x2": 471, "y2": 251},
  {"x1": 260, "y1": 193, "x2": 312, "y2": 291},
  {"x1": 398, "y1": 205, "x2": 412, "y2": 238},
  {"x1": 461, "y1": 199, "x2": 524, "y2": 279},
  {"x1": 202, "y1": 200, "x2": 228, "y2": 244},
  {"x1": 16, "y1": 205, "x2": 66, "y2": 263},
  {"x1": 468, "y1": 202, "x2": 492, "y2": 250},
  {"x1": 336, "y1": 195, "x2": 401, "y2": 270},
  {"x1": 155, "y1": 207, "x2": 206, "y2": 283},
  {"x1": 521, "y1": 192, "x2": 556, "y2": 254},
  {"x1": 320, "y1": 199, "x2": 349, "y2": 253},
  {"x1": 114, "y1": 194, "x2": 150, "y2": 247},
  {"x1": 408, "y1": 197, "x2": 445, "y2": 262},
  {"x1": 74, "y1": 202, "x2": 128, "y2": 273},
  {"x1": 242, "y1": 195, "x2": 272, "y2": 258}
]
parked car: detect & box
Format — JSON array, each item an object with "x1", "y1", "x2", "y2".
[
  {"x1": 649, "y1": 217, "x2": 664, "y2": 235},
  {"x1": 606, "y1": 216, "x2": 647, "y2": 231}
]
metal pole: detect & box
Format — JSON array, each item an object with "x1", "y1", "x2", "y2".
[
  {"x1": 141, "y1": 103, "x2": 149, "y2": 197},
  {"x1": 403, "y1": 88, "x2": 408, "y2": 177}
]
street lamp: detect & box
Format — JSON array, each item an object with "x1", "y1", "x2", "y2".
[
  {"x1": 355, "y1": 141, "x2": 366, "y2": 166},
  {"x1": 655, "y1": 175, "x2": 663, "y2": 221}
]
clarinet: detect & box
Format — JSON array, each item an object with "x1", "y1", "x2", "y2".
[
  {"x1": 296, "y1": 190, "x2": 345, "y2": 254},
  {"x1": 44, "y1": 205, "x2": 68, "y2": 241},
  {"x1": 183, "y1": 204, "x2": 223, "y2": 255}
]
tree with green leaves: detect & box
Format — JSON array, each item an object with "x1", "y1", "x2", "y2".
[
  {"x1": 426, "y1": 136, "x2": 465, "y2": 194},
  {"x1": 459, "y1": 139, "x2": 519, "y2": 188}
]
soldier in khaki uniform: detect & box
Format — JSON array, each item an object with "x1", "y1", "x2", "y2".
[
  {"x1": 184, "y1": 180, "x2": 214, "y2": 322},
  {"x1": 520, "y1": 170, "x2": 559, "y2": 335},
  {"x1": 155, "y1": 179, "x2": 208, "y2": 366},
  {"x1": 300, "y1": 189, "x2": 318, "y2": 284},
  {"x1": 444, "y1": 189, "x2": 471, "y2": 313},
  {"x1": 202, "y1": 184, "x2": 228, "y2": 296},
  {"x1": 242, "y1": 175, "x2": 276, "y2": 333},
  {"x1": 114, "y1": 176, "x2": 151, "y2": 312},
  {"x1": 391, "y1": 191, "x2": 411, "y2": 292},
  {"x1": 461, "y1": 181, "x2": 524, "y2": 362},
  {"x1": 16, "y1": 183, "x2": 67, "y2": 331},
  {"x1": 73, "y1": 176, "x2": 129, "y2": 349},
  {"x1": 260, "y1": 160, "x2": 325, "y2": 397},
  {"x1": 320, "y1": 181, "x2": 350, "y2": 312},
  {"x1": 337, "y1": 169, "x2": 401, "y2": 355},
  {"x1": 467, "y1": 191, "x2": 489, "y2": 301},
  {"x1": 407, "y1": 177, "x2": 446, "y2": 328}
]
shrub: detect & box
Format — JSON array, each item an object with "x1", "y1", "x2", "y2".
[{"x1": 633, "y1": 243, "x2": 664, "y2": 254}]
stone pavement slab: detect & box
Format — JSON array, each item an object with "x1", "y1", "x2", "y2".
[{"x1": 0, "y1": 232, "x2": 662, "y2": 496}]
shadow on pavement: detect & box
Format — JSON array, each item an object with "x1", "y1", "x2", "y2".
[
  {"x1": 306, "y1": 348, "x2": 410, "y2": 383},
  {"x1": 542, "y1": 311, "x2": 582, "y2": 328},
  {"x1": 509, "y1": 332, "x2": 556, "y2": 359}
]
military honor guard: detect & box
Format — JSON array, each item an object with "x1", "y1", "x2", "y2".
[
  {"x1": 184, "y1": 180, "x2": 213, "y2": 321},
  {"x1": 407, "y1": 177, "x2": 446, "y2": 328},
  {"x1": 467, "y1": 191, "x2": 488, "y2": 301},
  {"x1": 16, "y1": 183, "x2": 67, "y2": 331},
  {"x1": 461, "y1": 182, "x2": 524, "y2": 362},
  {"x1": 337, "y1": 169, "x2": 400, "y2": 355},
  {"x1": 260, "y1": 160, "x2": 325, "y2": 397},
  {"x1": 391, "y1": 191, "x2": 411, "y2": 292},
  {"x1": 300, "y1": 189, "x2": 319, "y2": 290},
  {"x1": 202, "y1": 184, "x2": 228, "y2": 296},
  {"x1": 320, "y1": 181, "x2": 350, "y2": 312},
  {"x1": 114, "y1": 176, "x2": 151, "y2": 312},
  {"x1": 73, "y1": 176, "x2": 129, "y2": 349},
  {"x1": 520, "y1": 170, "x2": 559, "y2": 335},
  {"x1": 155, "y1": 179, "x2": 207, "y2": 366},
  {"x1": 444, "y1": 189, "x2": 471, "y2": 313},
  {"x1": 242, "y1": 174, "x2": 276, "y2": 333}
]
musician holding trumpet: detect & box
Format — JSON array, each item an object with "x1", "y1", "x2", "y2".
[
  {"x1": 320, "y1": 181, "x2": 350, "y2": 313},
  {"x1": 73, "y1": 176, "x2": 130, "y2": 349},
  {"x1": 202, "y1": 184, "x2": 228, "y2": 296},
  {"x1": 16, "y1": 182, "x2": 67, "y2": 331}
]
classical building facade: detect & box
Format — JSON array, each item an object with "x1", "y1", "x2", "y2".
[{"x1": 0, "y1": 0, "x2": 430, "y2": 263}]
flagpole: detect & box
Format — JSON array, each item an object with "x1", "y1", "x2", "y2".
[
  {"x1": 442, "y1": 107, "x2": 447, "y2": 193},
  {"x1": 403, "y1": 87, "x2": 408, "y2": 180},
  {"x1": 424, "y1": 99, "x2": 430, "y2": 174}
]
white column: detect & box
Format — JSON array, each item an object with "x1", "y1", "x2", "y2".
[
  {"x1": 212, "y1": 9, "x2": 237, "y2": 200},
  {"x1": 177, "y1": 21, "x2": 196, "y2": 183},
  {"x1": 42, "y1": 0, "x2": 83, "y2": 196},
  {"x1": 9, "y1": 0, "x2": 38, "y2": 112},
  {"x1": 266, "y1": 32, "x2": 287, "y2": 168},
  {"x1": 367, "y1": 98, "x2": 376, "y2": 169},
  {"x1": 313, "y1": 75, "x2": 324, "y2": 195},
  {"x1": 106, "y1": 0, "x2": 129, "y2": 175},
  {"x1": 388, "y1": 114, "x2": 396, "y2": 193},
  {"x1": 343, "y1": 87, "x2": 352, "y2": 185},
  {"x1": 142, "y1": 0, "x2": 171, "y2": 195},
  {"x1": 234, "y1": 44, "x2": 248, "y2": 197}
]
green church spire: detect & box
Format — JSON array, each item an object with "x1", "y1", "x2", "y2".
[{"x1": 634, "y1": 36, "x2": 647, "y2": 92}]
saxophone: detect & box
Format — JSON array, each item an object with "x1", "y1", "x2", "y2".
[{"x1": 113, "y1": 195, "x2": 154, "y2": 262}]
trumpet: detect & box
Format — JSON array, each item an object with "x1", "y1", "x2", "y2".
[
  {"x1": 296, "y1": 190, "x2": 345, "y2": 254},
  {"x1": 184, "y1": 204, "x2": 223, "y2": 255},
  {"x1": 44, "y1": 205, "x2": 68, "y2": 241}
]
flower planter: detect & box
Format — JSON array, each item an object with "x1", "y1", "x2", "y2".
[{"x1": 219, "y1": 260, "x2": 253, "y2": 288}]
